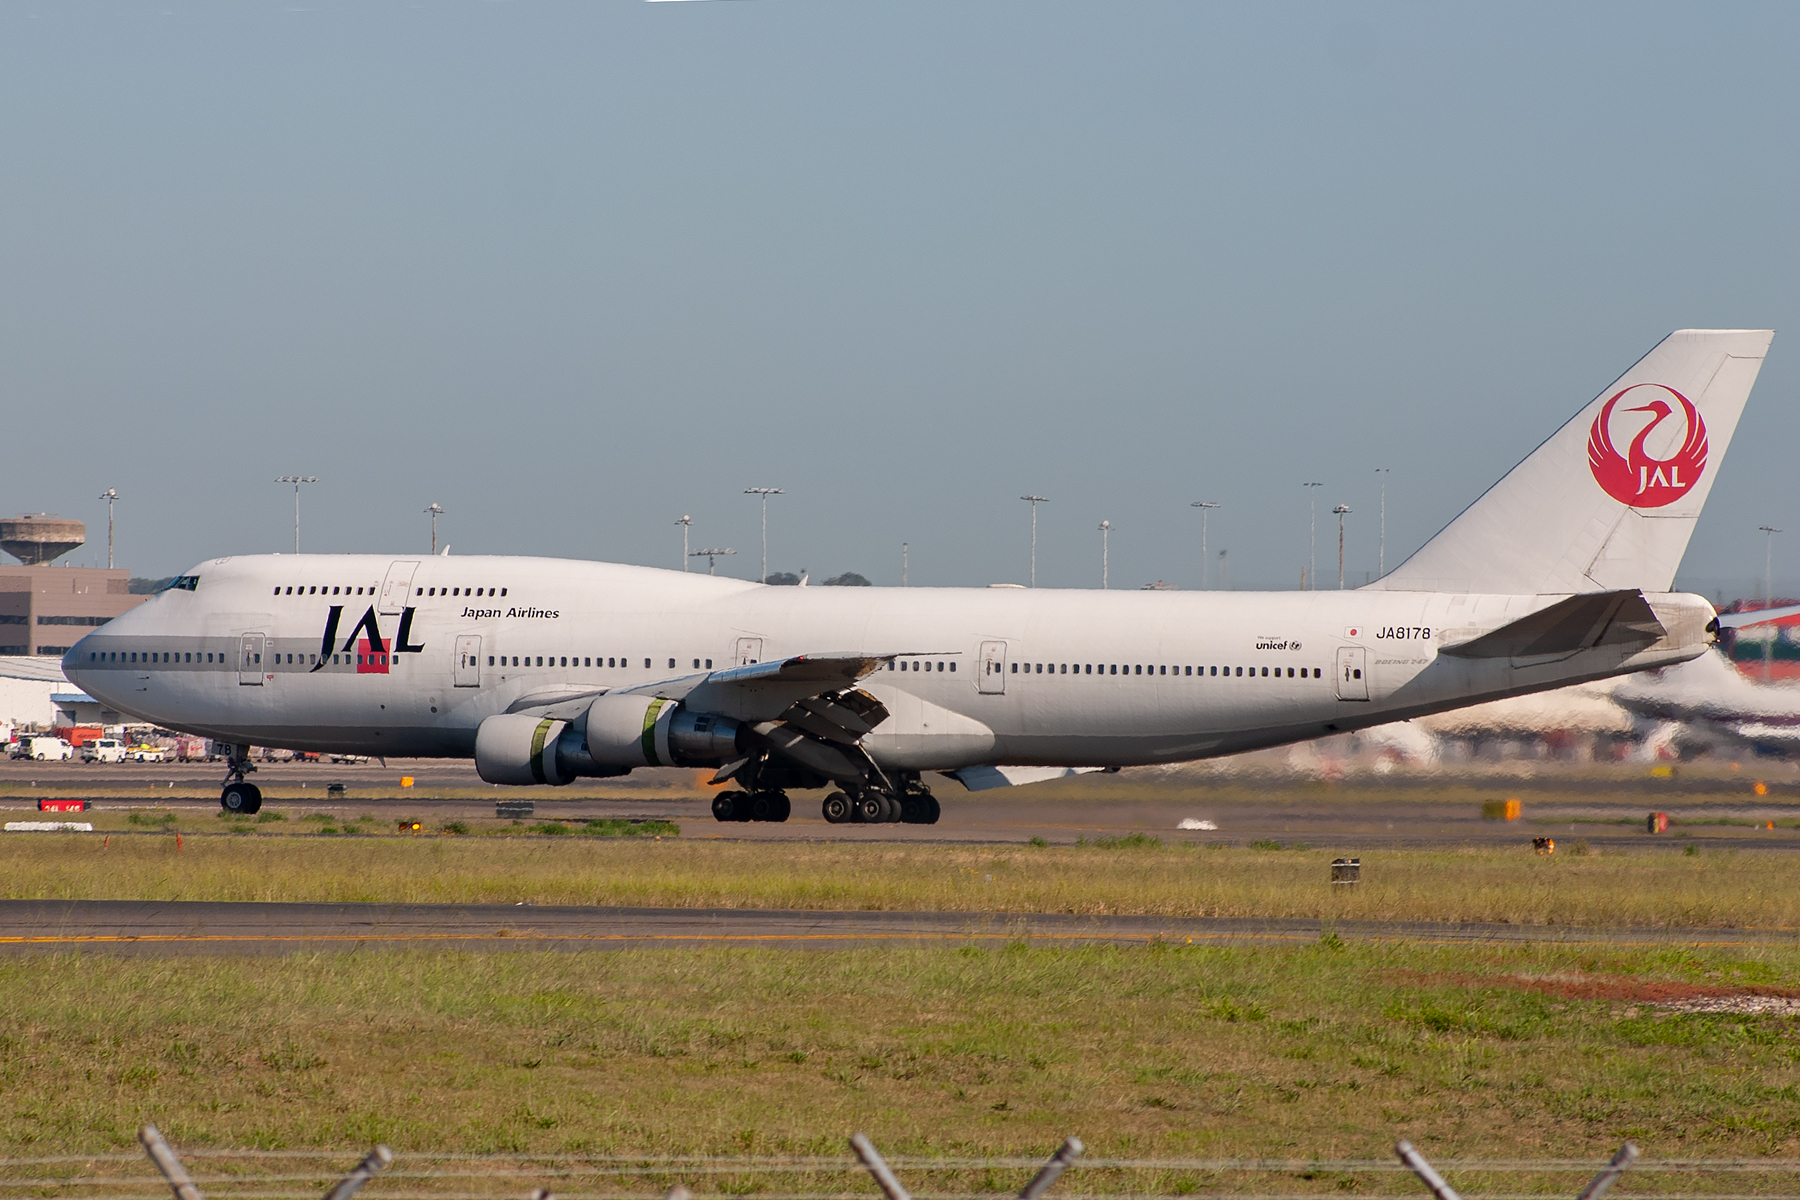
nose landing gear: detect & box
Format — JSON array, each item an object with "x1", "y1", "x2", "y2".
[{"x1": 219, "y1": 743, "x2": 262, "y2": 815}]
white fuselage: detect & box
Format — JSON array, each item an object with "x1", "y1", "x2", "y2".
[{"x1": 64, "y1": 553, "x2": 1716, "y2": 771}]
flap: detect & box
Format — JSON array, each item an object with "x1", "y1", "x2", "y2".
[{"x1": 1440, "y1": 590, "x2": 1665, "y2": 660}]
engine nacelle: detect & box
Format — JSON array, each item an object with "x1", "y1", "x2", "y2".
[
  {"x1": 474, "y1": 714, "x2": 586, "y2": 786},
  {"x1": 582, "y1": 693, "x2": 744, "y2": 767},
  {"x1": 475, "y1": 697, "x2": 745, "y2": 785}
]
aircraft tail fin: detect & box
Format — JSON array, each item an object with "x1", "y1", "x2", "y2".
[{"x1": 1371, "y1": 329, "x2": 1773, "y2": 595}]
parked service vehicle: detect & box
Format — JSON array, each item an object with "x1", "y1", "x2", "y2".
[
  {"x1": 82, "y1": 738, "x2": 126, "y2": 764},
  {"x1": 125, "y1": 744, "x2": 166, "y2": 763},
  {"x1": 19, "y1": 737, "x2": 74, "y2": 762}
]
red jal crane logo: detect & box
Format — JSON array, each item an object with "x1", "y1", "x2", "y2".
[{"x1": 1586, "y1": 383, "x2": 1707, "y2": 508}]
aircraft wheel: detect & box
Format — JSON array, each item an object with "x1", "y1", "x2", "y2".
[
  {"x1": 923, "y1": 794, "x2": 941, "y2": 825},
  {"x1": 749, "y1": 791, "x2": 789, "y2": 822},
  {"x1": 854, "y1": 793, "x2": 884, "y2": 823},
  {"x1": 712, "y1": 793, "x2": 740, "y2": 822},
  {"x1": 822, "y1": 792, "x2": 852, "y2": 823},
  {"x1": 771, "y1": 794, "x2": 791, "y2": 823},
  {"x1": 221, "y1": 782, "x2": 261, "y2": 815}
]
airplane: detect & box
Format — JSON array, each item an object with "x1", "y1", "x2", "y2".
[
  {"x1": 64, "y1": 329, "x2": 1773, "y2": 824},
  {"x1": 1613, "y1": 605, "x2": 1800, "y2": 756}
]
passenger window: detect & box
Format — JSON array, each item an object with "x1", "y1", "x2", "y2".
[
  {"x1": 1011, "y1": 663, "x2": 1018, "y2": 673},
  {"x1": 488, "y1": 656, "x2": 495, "y2": 666},
  {"x1": 949, "y1": 662, "x2": 955, "y2": 672},
  {"x1": 644, "y1": 658, "x2": 651, "y2": 668},
  {"x1": 272, "y1": 587, "x2": 280, "y2": 595},
  {"x1": 706, "y1": 659, "x2": 713, "y2": 669},
  {"x1": 607, "y1": 657, "x2": 615, "y2": 667},
  {"x1": 1159, "y1": 665, "x2": 1166, "y2": 675},
  {"x1": 285, "y1": 587, "x2": 293, "y2": 595},
  {"x1": 502, "y1": 588, "x2": 508, "y2": 596}
]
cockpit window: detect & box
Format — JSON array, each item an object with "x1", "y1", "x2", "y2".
[{"x1": 161, "y1": 576, "x2": 200, "y2": 592}]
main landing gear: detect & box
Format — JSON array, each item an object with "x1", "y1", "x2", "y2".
[
  {"x1": 822, "y1": 782, "x2": 940, "y2": 825},
  {"x1": 712, "y1": 790, "x2": 792, "y2": 823},
  {"x1": 219, "y1": 743, "x2": 262, "y2": 816}
]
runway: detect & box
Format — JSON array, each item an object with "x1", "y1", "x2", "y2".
[{"x1": 0, "y1": 899, "x2": 1793, "y2": 955}]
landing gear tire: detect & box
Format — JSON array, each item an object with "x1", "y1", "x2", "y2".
[
  {"x1": 221, "y1": 782, "x2": 262, "y2": 815},
  {"x1": 854, "y1": 793, "x2": 884, "y2": 823},
  {"x1": 750, "y1": 792, "x2": 791, "y2": 823},
  {"x1": 712, "y1": 794, "x2": 737, "y2": 822},
  {"x1": 823, "y1": 792, "x2": 853, "y2": 824},
  {"x1": 901, "y1": 792, "x2": 940, "y2": 824}
]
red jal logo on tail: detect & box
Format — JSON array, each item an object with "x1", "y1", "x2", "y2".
[{"x1": 1586, "y1": 383, "x2": 1707, "y2": 508}]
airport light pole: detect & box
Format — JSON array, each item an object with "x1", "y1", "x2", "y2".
[
  {"x1": 744, "y1": 488, "x2": 783, "y2": 583},
  {"x1": 690, "y1": 547, "x2": 735, "y2": 576},
  {"x1": 275, "y1": 476, "x2": 317, "y2": 554},
  {"x1": 1098, "y1": 520, "x2": 1111, "y2": 589},
  {"x1": 1374, "y1": 468, "x2": 1390, "y2": 578},
  {"x1": 98, "y1": 489, "x2": 119, "y2": 569},
  {"x1": 424, "y1": 503, "x2": 444, "y2": 554},
  {"x1": 1303, "y1": 483, "x2": 1323, "y2": 590},
  {"x1": 1021, "y1": 495, "x2": 1048, "y2": 587},
  {"x1": 902, "y1": 542, "x2": 908, "y2": 587},
  {"x1": 676, "y1": 515, "x2": 693, "y2": 571},
  {"x1": 1191, "y1": 501, "x2": 1220, "y2": 589},
  {"x1": 1334, "y1": 504, "x2": 1352, "y2": 589},
  {"x1": 1760, "y1": 524, "x2": 1781, "y2": 682}
]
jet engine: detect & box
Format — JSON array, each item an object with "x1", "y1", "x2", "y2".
[{"x1": 473, "y1": 694, "x2": 746, "y2": 786}]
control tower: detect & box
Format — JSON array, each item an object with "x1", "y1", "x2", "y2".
[{"x1": 0, "y1": 515, "x2": 86, "y2": 566}]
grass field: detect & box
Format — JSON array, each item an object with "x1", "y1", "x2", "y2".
[
  {"x1": 2, "y1": 939, "x2": 1798, "y2": 1183},
  {"x1": 2, "y1": 835, "x2": 1800, "y2": 928}
]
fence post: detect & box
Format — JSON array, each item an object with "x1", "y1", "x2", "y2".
[
  {"x1": 138, "y1": 1125, "x2": 205, "y2": 1200},
  {"x1": 322, "y1": 1146, "x2": 393, "y2": 1200},
  {"x1": 1395, "y1": 1140, "x2": 1463, "y2": 1200},
  {"x1": 1018, "y1": 1138, "x2": 1084, "y2": 1200},
  {"x1": 850, "y1": 1133, "x2": 912, "y2": 1200},
  {"x1": 1574, "y1": 1145, "x2": 1639, "y2": 1200}
]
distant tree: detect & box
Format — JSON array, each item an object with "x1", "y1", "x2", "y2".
[
  {"x1": 763, "y1": 572, "x2": 801, "y2": 586},
  {"x1": 822, "y1": 572, "x2": 871, "y2": 587},
  {"x1": 128, "y1": 577, "x2": 176, "y2": 595}
]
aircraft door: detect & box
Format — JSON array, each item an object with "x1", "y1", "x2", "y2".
[
  {"x1": 238, "y1": 634, "x2": 266, "y2": 686},
  {"x1": 379, "y1": 561, "x2": 421, "y2": 615},
  {"x1": 734, "y1": 637, "x2": 763, "y2": 666},
  {"x1": 978, "y1": 640, "x2": 1007, "y2": 695},
  {"x1": 1335, "y1": 646, "x2": 1368, "y2": 701},
  {"x1": 454, "y1": 635, "x2": 481, "y2": 687}
]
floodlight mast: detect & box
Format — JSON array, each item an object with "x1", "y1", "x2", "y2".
[
  {"x1": 1760, "y1": 524, "x2": 1782, "y2": 682},
  {"x1": 275, "y1": 476, "x2": 318, "y2": 554},
  {"x1": 1374, "y1": 468, "x2": 1391, "y2": 578},
  {"x1": 1303, "y1": 483, "x2": 1323, "y2": 590},
  {"x1": 1191, "y1": 502, "x2": 1220, "y2": 589},
  {"x1": 1334, "y1": 504, "x2": 1352, "y2": 589},
  {"x1": 744, "y1": 488, "x2": 783, "y2": 583},
  {"x1": 689, "y1": 547, "x2": 736, "y2": 577},
  {"x1": 424, "y1": 503, "x2": 444, "y2": 554},
  {"x1": 98, "y1": 489, "x2": 119, "y2": 569},
  {"x1": 1097, "y1": 521, "x2": 1111, "y2": 589},
  {"x1": 1021, "y1": 495, "x2": 1048, "y2": 587},
  {"x1": 676, "y1": 515, "x2": 693, "y2": 571}
]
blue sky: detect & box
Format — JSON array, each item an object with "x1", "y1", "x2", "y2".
[{"x1": 2, "y1": 1, "x2": 1796, "y2": 596}]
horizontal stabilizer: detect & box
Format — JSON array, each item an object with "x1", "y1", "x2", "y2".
[
  {"x1": 1715, "y1": 603, "x2": 1800, "y2": 629},
  {"x1": 1440, "y1": 590, "x2": 1665, "y2": 660}
]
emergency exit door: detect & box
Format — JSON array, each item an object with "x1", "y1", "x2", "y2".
[
  {"x1": 454, "y1": 635, "x2": 481, "y2": 687},
  {"x1": 978, "y1": 640, "x2": 1008, "y2": 694},
  {"x1": 1335, "y1": 646, "x2": 1369, "y2": 701}
]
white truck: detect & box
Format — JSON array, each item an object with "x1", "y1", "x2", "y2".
[
  {"x1": 16, "y1": 736, "x2": 74, "y2": 762},
  {"x1": 81, "y1": 738, "x2": 126, "y2": 764}
]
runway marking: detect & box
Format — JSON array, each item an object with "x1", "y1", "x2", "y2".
[{"x1": 0, "y1": 930, "x2": 1781, "y2": 949}]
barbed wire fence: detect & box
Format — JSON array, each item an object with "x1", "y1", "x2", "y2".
[{"x1": 0, "y1": 1128, "x2": 1787, "y2": 1200}]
